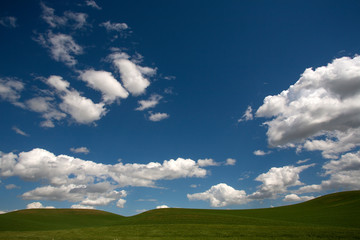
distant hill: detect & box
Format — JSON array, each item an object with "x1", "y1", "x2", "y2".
[{"x1": 1, "y1": 190, "x2": 359, "y2": 232}]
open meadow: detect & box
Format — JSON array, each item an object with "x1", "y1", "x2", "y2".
[{"x1": 0, "y1": 191, "x2": 359, "y2": 240}]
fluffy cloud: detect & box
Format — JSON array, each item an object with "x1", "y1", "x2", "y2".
[
  {"x1": 297, "y1": 150, "x2": 360, "y2": 194},
  {"x1": 0, "y1": 148, "x2": 209, "y2": 206},
  {"x1": 100, "y1": 21, "x2": 128, "y2": 32},
  {"x1": 148, "y1": 112, "x2": 169, "y2": 122},
  {"x1": 26, "y1": 202, "x2": 55, "y2": 209},
  {"x1": 225, "y1": 158, "x2": 236, "y2": 166},
  {"x1": 80, "y1": 70, "x2": 129, "y2": 103},
  {"x1": 136, "y1": 94, "x2": 162, "y2": 111},
  {"x1": 110, "y1": 52, "x2": 154, "y2": 96},
  {"x1": 188, "y1": 183, "x2": 248, "y2": 207},
  {"x1": 256, "y1": 56, "x2": 360, "y2": 158},
  {"x1": 70, "y1": 147, "x2": 90, "y2": 154},
  {"x1": 116, "y1": 199, "x2": 126, "y2": 208},
  {"x1": 0, "y1": 16, "x2": 17, "y2": 28},
  {"x1": 156, "y1": 205, "x2": 169, "y2": 209},
  {"x1": 71, "y1": 204, "x2": 94, "y2": 209},
  {"x1": 283, "y1": 194, "x2": 314, "y2": 202},
  {"x1": 37, "y1": 32, "x2": 83, "y2": 66},
  {"x1": 249, "y1": 164, "x2": 314, "y2": 200}
]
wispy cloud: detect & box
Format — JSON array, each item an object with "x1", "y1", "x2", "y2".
[
  {"x1": 136, "y1": 94, "x2": 162, "y2": 111},
  {"x1": 0, "y1": 16, "x2": 17, "y2": 28},
  {"x1": 70, "y1": 147, "x2": 90, "y2": 154},
  {"x1": 12, "y1": 126, "x2": 29, "y2": 137},
  {"x1": 85, "y1": 0, "x2": 102, "y2": 10},
  {"x1": 148, "y1": 112, "x2": 169, "y2": 122}
]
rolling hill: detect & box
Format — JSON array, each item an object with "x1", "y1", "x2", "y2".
[{"x1": 0, "y1": 190, "x2": 359, "y2": 239}]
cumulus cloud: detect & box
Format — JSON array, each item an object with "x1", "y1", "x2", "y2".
[
  {"x1": 256, "y1": 56, "x2": 360, "y2": 158},
  {"x1": 148, "y1": 112, "x2": 169, "y2": 122},
  {"x1": 249, "y1": 164, "x2": 314, "y2": 200},
  {"x1": 116, "y1": 199, "x2": 126, "y2": 208},
  {"x1": 225, "y1": 158, "x2": 236, "y2": 166},
  {"x1": 0, "y1": 16, "x2": 17, "y2": 28},
  {"x1": 110, "y1": 52, "x2": 154, "y2": 96},
  {"x1": 12, "y1": 126, "x2": 29, "y2": 137},
  {"x1": 0, "y1": 148, "x2": 209, "y2": 206},
  {"x1": 36, "y1": 32, "x2": 83, "y2": 66},
  {"x1": 26, "y1": 202, "x2": 55, "y2": 209},
  {"x1": 70, "y1": 147, "x2": 89, "y2": 154},
  {"x1": 86, "y1": 0, "x2": 101, "y2": 10},
  {"x1": 40, "y1": 3, "x2": 87, "y2": 29},
  {"x1": 283, "y1": 194, "x2": 314, "y2": 202},
  {"x1": 297, "y1": 150, "x2": 360, "y2": 194},
  {"x1": 188, "y1": 183, "x2": 248, "y2": 207},
  {"x1": 100, "y1": 21, "x2": 128, "y2": 32},
  {"x1": 136, "y1": 94, "x2": 162, "y2": 111},
  {"x1": 80, "y1": 69, "x2": 129, "y2": 103},
  {"x1": 156, "y1": 205, "x2": 169, "y2": 209}
]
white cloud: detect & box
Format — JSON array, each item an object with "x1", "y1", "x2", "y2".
[
  {"x1": 116, "y1": 199, "x2": 126, "y2": 208},
  {"x1": 12, "y1": 126, "x2": 29, "y2": 137},
  {"x1": 238, "y1": 106, "x2": 253, "y2": 122},
  {"x1": 70, "y1": 147, "x2": 90, "y2": 154},
  {"x1": 46, "y1": 75, "x2": 107, "y2": 125},
  {"x1": 297, "y1": 150, "x2": 360, "y2": 194},
  {"x1": 80, "y1": 70, "x2": 129, "y2": 103},
  {"x1": 86, "y1": 0, "x2": 101, "y2": 10},
  {"x1": 156, "y1": 205, "x2": 169, "y2": 209},
  {"x1": 148, "y1": 112, "x2": 169, "y2": 122},
  {"x1": 188, "y1": 183, "x2": 248, "y2": 207},
  {"x1": 197, "y1": 158, "x2": 220, "y2": 167},
  {"x1": 256, "y1": 56, "x2": 360, "y2": 158},
  {"x1": 40, "y1": 3, "x2": 88, "y2": 29},
  {"x1": 110, "y1": 52, "x2": 154, "y2": 96},
  {"x1": 249, "y1": 164, "x2": 314, "y2": 200},
  {"x1": 283, "y1": 194, "x2": 314, "y2": 202},
  {"x1": 253, "y1": 150, "x2": 271, "y2": 156},
  {"x1": 5, "y1": 184, "x2": 20, "y2": 190},
  {"x1": 0, "y1": 78, "x2": 24, "y2": 106},
  {"x1": 0, "y1": 148, "x2": 208, "y2": 205},
  {"x1": 0, "y1": 16, "x2": 17, "y2": 28},
  {"x1": 26, "y1": 202, "x2": 55, "y2": 209},
  {"x1": 100, "y1": 21, "x2": 128, "y2": 32},
  {"x1": 136, "y1": 94, "x2": 162, "y2": 111},
  {"x1": 296, "y1": 159, "x2": 310, "y2": 164},
  {"x1": 225, "y1": 158, "x2": 236, "y2": 166},
  {"x1": 37, "y1": 32, "x2": 83, "y2": 66},
  {"x1": 71, "y1": 204, "x2": 94, "y2": 209}
]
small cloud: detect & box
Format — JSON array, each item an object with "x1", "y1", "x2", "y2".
[
  {"x1": 85, "y1": 0, "x2": 101, "y2": 10},
  {"x1": 197, "y1": 158, "x2": 220, "y2": 167},
  {"x1": 156, "y1": 205, "x2": 169, "y2": 209},
  {"x1": 100, "y1": 21, "x2": 128, "y2": 32},
  {"x1": 136, "y1": 94, "x2": 162, "y2": 111},
  {"x1": 253, "y1": 150, "x2": 271, "y2": 156},
  {"x1": 5, "y1": 184, "x2": 20, "y2": 190},
  {"x1": 238, "y1": 106, "x2": 253, "y2": 122},
  {"x1": 297, "y1": 158, "x2": 310, "y2": 164},
  {"x1": 70, "y1": 147, "x2": 90, "y2": 154},
  {"x1": 148, "y1": 112, "x2": 169, "y2": 122},
  {"x1": 137, "y1": 199, "x2": 157, "y2": 202},
  {"x1": 12, "y1": 126, "x2": 29, "y2": 137},
  {"x1": 0, "y1": 16, "x2": 17, "y2": 28},
  {"x1": 283, "y1": 194, "x2": 315, "y2": 202},
  {"x1": 190, "y1": 184, "x2": 199, "y2": 188},
  {"x1": 136, "y1": 209, "x2": 147, "y2": 213},
  {"x1": 116, "y1": 199, "x2": 126, "y2": 208},
  {"x1": 27, "y1": 202, "x2": 55, "y2": 209},
  {"x1": 225, "y1": 158, "x2": 236, "y2": 166},
  {"x1": 71, "y1": 204, "x2": 95, "y2": 209}
]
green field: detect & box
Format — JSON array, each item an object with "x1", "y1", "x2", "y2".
[{"x1": 0, "y1": 191, "x2": 359, "y2": 239}]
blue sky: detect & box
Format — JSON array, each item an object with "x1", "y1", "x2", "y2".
[{"x1": 1, "y1": 0, "x2": 360, "y2": 216}]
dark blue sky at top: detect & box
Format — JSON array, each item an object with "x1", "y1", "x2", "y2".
[{"x1": 1, "y1": 0, "x2": 360, "y2": 215}]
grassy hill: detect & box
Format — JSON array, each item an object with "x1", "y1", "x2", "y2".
[{"x1": 0, "y1": 190, "x2": 359, "y2": 239}]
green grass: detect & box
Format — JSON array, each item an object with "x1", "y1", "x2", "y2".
[{"x1": 0, "y1": 190, "x2": 359, "y2": 239}]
